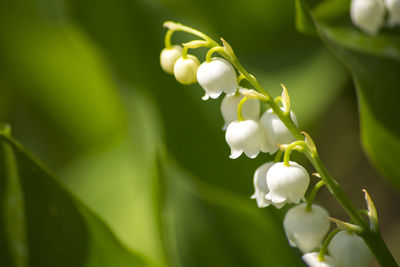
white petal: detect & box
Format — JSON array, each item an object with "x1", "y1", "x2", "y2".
[
  {"x1": 272, "y1": 201, "x2": 286, "y2": 209},
  {"x1": 283, "y1": 204, "x2": 330, "y2": 253},
  {"x1": 225, "y1": 120, "x2": 264, "y2": 159},
  {"x1": 197, "y1": 57, "x2": 237, "y2": 99},
  {"x1": 244, "y1": 150, "x2": 260, "y2": 158},
  {"x1": 385, "y1": 0, "x2": 400, "y2": 26},
  {"x1": 174, "y1": 55, "x2": 200, "y2": 85},
  {"x1": 267, "y1": 192, "x2": 287, "y2": 204},
  {"x1": 160, "y1": 45, "x2": 182, "y2": 74},
  {"x1": 260, "y1": 108, "x2": 298, "y2": 152},
  {"x1": 266, "y1": 161, "x2": 310, "y2": 208},
  {"x1": 229, "y1": 149, "x2": 243, "y2": 159},
  {"x1": 350, "y1": 0, "x2": 385, "y2": 35},
  {"x1": 205, "y1": 89, "x2": 222, "y2": 99},
  {"x1": 220, "y1": 93, "x2": 260, "y2": 129},
  {"x1": 251, "y1": 162, "x2": 273, "y2": 208},
  {"x1": 302, "y1": 252, "x2": 338, "y2": 267},
  {"x1": 328, "y1": 231, "x2": 372, "y2": 267}
]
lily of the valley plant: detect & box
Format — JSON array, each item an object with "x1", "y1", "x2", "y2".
[{"x1": 160, "y1": 21, "x2": 398, "y2": 267}]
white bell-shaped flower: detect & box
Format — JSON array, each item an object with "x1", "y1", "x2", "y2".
[
  {"x1": 220, "y1": 93, "x2": 260, "y2": 130},
  {"x1": 265, "y1": 161, "x2": 310, "y2": 208},
  {"x1": 328, "y1": 231, "x2": 372, "y2": 267},
  {"x1": 251, "y1": 162, "x2": 274, "y2": 208},
  {"x1": 160, "y1": 45, "x2": 182, "y2": 74},
  {"x1": 197, "y1": 57, "x2": 238, "y2": 100},
  {"x1": 302, "y1": 252, "x2": 338, "y2": 267},
  {"x1": 174, "y1": 55, "x2": 200, "y2": 85},
  {"x1": 225, "y1": 120, "x2": 265, "y2": 159},
  {"x1": 385, "y1": 0, "x2": 400, "y2": 26},
  {"x1": 350, "y1": 0, "x2": 385, "y2": 35},
  {"x1": 283, "y1": 203, "x2": 330, "y2": 253},
  {"x1": 259, "y1": 108, "x2": 298, "y2": 154}
]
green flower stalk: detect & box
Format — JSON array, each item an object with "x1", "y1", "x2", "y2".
[{"x1": 160, "y1": 21, "x2": 398, "y2": 267}]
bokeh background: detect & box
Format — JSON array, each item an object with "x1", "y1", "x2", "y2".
[{"x1": 1, "y1": 0, "x2": 399, "y2": 266}]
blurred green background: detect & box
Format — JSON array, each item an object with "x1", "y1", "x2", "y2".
[{"x1": 0, "y1": 0, "x2": 399, "y2": 266}]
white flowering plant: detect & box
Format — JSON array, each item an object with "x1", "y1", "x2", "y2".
[
  {"x1": 1, "y1": 0, "x2": 400, "y2": 267},
  {"x1": 160, "y1": 20, "x2": 398, "y2": 267}
]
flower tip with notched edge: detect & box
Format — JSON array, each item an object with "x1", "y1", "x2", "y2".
[
  {"x1": 225, "y1": 120, "x2": 265, "y2": 159},
  {"x1": 173, "y1": 55, "x2": 200, "y2": 85},
  {"x1": 197, "y1": 57, "x2": 238, "y2": 100},
  {"x1": 202, "y1": 90, "x2": 223, "y2": 101},
  {"x1": 266, "y1": 161, "x2": 310, "y2": 208},
  {"x1": 302, "y1": 252, "x2": 338, "y2": 267},
  {"x1": 229, "y1": 149, "x2": 243, "y2": 159}
]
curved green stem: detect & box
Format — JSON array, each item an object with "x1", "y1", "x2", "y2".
[
  {"x1": 306, "y1": 180, "x2": 325, "y2": 211},
  {"x1": 182, "y1": 46, "x2": 189, "y2": 59},
  {"x1": 283, "y1": 140, "x2": 306, "y2": 166},
  {"x1": 206, "y1": 46, "x2": 229, "y2": 62},
  {"x1": 164, "y1": 29, "x2": 175, "y2": 49},
  {"x1": 164, "y1": 21, "x2": 219, "y2": 47},
  {"x1": 237, "y1": 73, "x2": 246, "y2": 85},
  {"x1": 319, "y1": 228, "x2": 341, "y2": 261},
  {"x1": 274, "y1": 96, "x2": 283, "y2": 106},
  {"x1": 237, "y1": 97, "x2": 247, "y2": 122}
]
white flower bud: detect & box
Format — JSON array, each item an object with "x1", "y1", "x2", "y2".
[
  {"x1": 328, "y1": 231, "x2": 372, "y2": 267},
  {"x1": 283, "y1": 203, "x2": 330, "y2": 253},
  {"x1": 265, "y1": 161, "x2": 310, "y2": 208},
  {"x1": 197, "y1": 57, "x2": 238, "y2": 100},
  {"x1": 385, "y1": 0, "x2": 400, "y2": 26},
  {"x1": 302, "y1": 252, "x2": 338, "y2": 267},
  {"x1": 173, "y1": 55, "x2": 200, "y2": 85},
  {"x1": 225, "y1": 120, "x2": 266, "y2": 159},
  {"x1": 160, "y1": 45, "x2": 182, "y2": 74},
  {"x1": 259, "y1": 108, "x2": 298, "y2": 154},
  {"x1": 220, "y1": 93, "x2": 260, "y2": 130},
  {"x1": 350, "y1": 0, "x2": 385, "y2": 35},
  {"x1": 251, "y1": 162, "x2": 274, "y2": 208}
]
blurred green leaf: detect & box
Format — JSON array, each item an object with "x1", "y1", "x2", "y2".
[
  {"x1": 0, "y1": 128, "x2": 149, "y2": 267},
  {"x1": 295, "y1": 0, "x2": 317, "y2": 35},
  {"x1": 312, "y1": 0, "x2": 350, "y2": 21},
  {"x1": 61, "y1": 89, "x2": 166, "y2": 266},
  {"x1": 159, "y1": 155, "x2": 305, "y2": 267},
  {"x1": 257, "y1": 47, "x2": 348, "y2": 126},
  {"x1": 296, "y1": 0, "x2": 400, "y2": 189},
  {"x1": 0, "y1": 12, "x2": 126, "y2": 151}
]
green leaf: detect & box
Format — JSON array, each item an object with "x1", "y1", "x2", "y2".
[
  {"x1": 0, "y1": 127, "x2": 149, "y2": 267},
  {"x1": 159, "y1": 155, "x2": 305, "y2": 267},
  {"x1": 0, "y1": 12, "x2": 126, "y2": 151},
  {"x1": 295, "y1": 0, "x2": 317, "y2": 35},
  {"x1": 61, "y1": 90, "x2": 166, "y2": 266},
  {"x1": 296, "y1": 0, "x2": 400, "y2": 188}
]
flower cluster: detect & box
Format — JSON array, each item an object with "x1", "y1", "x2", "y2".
[
  {"x1": 350, "y1": 0, "x2": 400, "y2": 35},
  {"x1": 160, "y1": 22, "x2": 377, "y2": 267}
]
